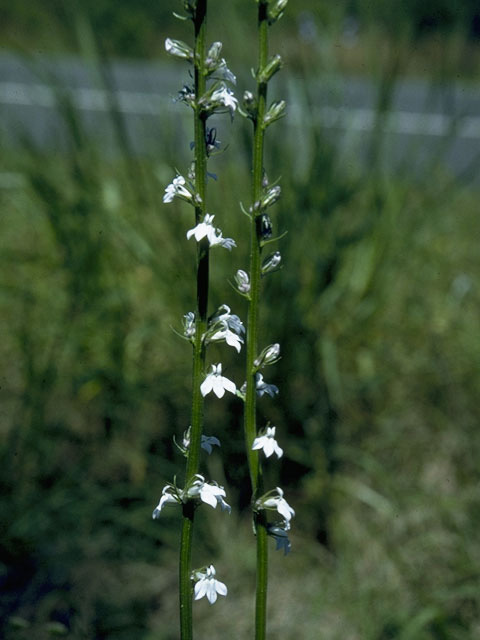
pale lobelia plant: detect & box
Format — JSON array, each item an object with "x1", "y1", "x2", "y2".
[
  {"x1": 152, "y1": 1, "x2": 240, "y2": 638},
  {"x1": 153, "y1": 1, "x2": 292, "y2": 638},
  {"x1": 237, "y1": 1, "x2": 293, "y2": 639}
]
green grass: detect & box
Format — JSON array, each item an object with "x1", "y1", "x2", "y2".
[{"x1": 1, "y1": 23, "x2": 480, "y2": 639}]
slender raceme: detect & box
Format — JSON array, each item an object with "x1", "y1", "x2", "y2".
[
  {"x1": 245, "y1": 4, "x2": 269, "y2": 639},
  {"x1": 179, "y1": 3, "x2": 208, "y2": 637},
  {"x1": 241, "y1": 2, "x2": 291, "y2": 639}
]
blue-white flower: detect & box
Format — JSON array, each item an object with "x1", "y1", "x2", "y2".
[
  {"x1": 210, "y1": 304, "x2": 245, "y2": 335},
  {"x1": 163, "y1": 175, "x2": 194, "y2": 204},
  {"x1": 187, "y1": 214, "x2": 236, "y2": 250},
  {"x1": 204, "y1": 305, "x2": 244, "y2": 352},
  {"x1": 193, "y1": 565, "x2": 228, "y2": 604},
  {"x1": 252, "y1": 425, "x2": 283, "y2": 459},
  {"x1": 209, "y1": 230, "x2": 236, "y2": 250},
  {"x1": 200, "y1": 82, "x2": 238, "y2": 117},
  {"x1": 186, "y1": 474, "x2": 231, "y2": 512},
  {"x1": 210, "y1": 85, "x2": 238, "y2": 113},
  {"x1": 257, "y1": 487, "x2": 295, "y2": 523},
  {"x1": 209, "y1": 325, "x2": 243, "y2": 352},
  {"x1": 179, "y1": 427, "x2": 220, "y2": 456},
  {"x1": 256, "y1": 373, "x2": 279, "y2": 398},
  {"x1": 268, "y1": 522, "x2": 292, "y2": 555},
  {"x1": 200, "y1": 364, "x2": 236, "y2": 398},
  {"x1": 201, "y1": 435, "x2": 221, "y2": 455},
  {"x1": 153, "y1": 474, "x2": 230, "y2": 516}
]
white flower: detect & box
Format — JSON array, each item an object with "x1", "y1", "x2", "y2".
[
  {"x1": 152, "y1": 484, "x2": 182, "y2": 518},
  {"x1": 209, "y1": 325, "x2": 243, "y2": 353},
  {"x1": 200, "y1": 363, "x2": 236, "y2": 398},
  {"x1": 252, "y1": 425, "x2": 283, "y2": 459},
  {"x1": 186, "y1": 214, "x2": 216, "y2": 242},
  {"x1": 187, "y1": 215, "x2": 236, "y2": 250},
  {"x1": 258, "y1": 487, "x2": 295, "y2": 523},
  {"x1": 210, "y1": 86, "x2": 238, "y2": 114},
  {"x1": 193, "y1": 565, "x2": 228, "y2": 604},
  {"x1": 180, "y1": 429, "x2": 220, "y2": 455},
  {"x1": 164, "y1": 175, "x2": 193, "y2": 204},
  {"x1": 201, "y1": 435, "x2": 221, "y2": 455},
  {"x1": 186, "y1": 475, "x2": 231, "y2": 512},
  {"x1": 256, "y1": 373, "x2": 279, "y2": 398}
]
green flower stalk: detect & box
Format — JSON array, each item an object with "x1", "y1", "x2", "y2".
[
  {"x1": 156, "y1": 1, "x2": 239, "y2": 638},
  {"x1": 179, "y1": 3, "x2": 209, "y2": 636},
  {"x1": 240, "y1": 1, "x2": 293, "y2": 639}
]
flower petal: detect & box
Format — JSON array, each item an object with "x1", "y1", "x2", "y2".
[
  {"x1": 200, "y1": 375, "x2": 214, "y2": 396},
  {"x1": 194, "y1": 580, "x2": 208, "y2": 600},
  {"x1": 206, "y1": 583, "x2": 218, "y2": 604},
  {"x1": 215, "y1": 580, "x2": 227, "y2": 596},
  {"x1": 221, "y1": 377, "x2": 237, "y2": 394},
  {"x1": 212, "y1": 378, "x2": 226, "y2": 398},
  {"x1": 200, "y1": 487, "x2": 219, "y2": 508}
]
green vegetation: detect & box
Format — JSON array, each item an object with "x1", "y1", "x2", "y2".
[
  {"x1": 1, "y1": 4, "x2": 480, "y2": 639},
  {"x1": 1, "y1": 0, "x2": 480, "y2": 77}
]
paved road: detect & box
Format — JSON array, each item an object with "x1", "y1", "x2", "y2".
[{"x1": 1, "y1": 52, "x2": 479, "y2": 182}]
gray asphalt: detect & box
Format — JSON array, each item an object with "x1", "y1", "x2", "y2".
[{"x1": 1, "y1": 52, "x2": 479, "y2": 183}]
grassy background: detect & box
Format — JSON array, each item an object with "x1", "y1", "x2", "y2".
[{"x1": 1, "y1": 2, "x2": 480, "y2": 639}]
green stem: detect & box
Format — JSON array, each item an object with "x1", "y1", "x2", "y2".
[
  {"x1": 243, "y1": 3, "x2": 269, "y2": 640},
  {"x1": 179, "y1": 2, "x2": 208, "y2": 638}
]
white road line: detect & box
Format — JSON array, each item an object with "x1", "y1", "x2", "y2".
[{"x1": 1, "y1": 81, "x2": 479, "y2": 139}]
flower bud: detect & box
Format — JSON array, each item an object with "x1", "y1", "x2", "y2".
[
  {"x1": 165, "y1": 38, "x2": 194, "y2": 62},
  {"x1": 182, "y1": 0, "x2": 197, "y2": 16},
  {"x1": 204, "y1": 42, "x2": 236, "y2": 84},
  {"x1": 206, "y1": 41, "x2": 223, "y2": 67},
  {"x1": 257, "y1": 54, "x2": 283, "y2": 84},
  {"x1": 261, "y1": 251, "x2": 282, "y2": 275},
  {"x1": 268, "y1": 0, "x2": 288, "y2": 24},
  {"x1": 254, "y1": 343, "x2": 281, "y2": 368},
  {"x1": 264, "y1": 100, "x2": 286, "y2": 127},
  {"x1": 242, "y1": 90, "x2": 257, "y2": 119},
  {"x1": 260, "y1": 185, "x2": 281, "y2": 209},
  {"x1": 235, "y1": 269, "x2": 251, "y2": 294},
  {"x1": 256, "y1": 213, "x2": 273, "y2": 240},
  {"x1": 183, "y1": 311, "x2": 196, "y2": 338}
]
